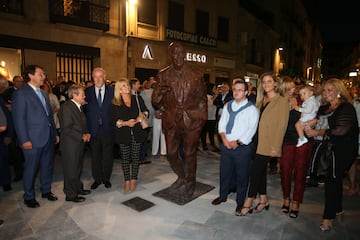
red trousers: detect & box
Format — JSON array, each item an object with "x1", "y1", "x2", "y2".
[{"x1": 280, "y1": 142, "x2": 314, "y2": 203}]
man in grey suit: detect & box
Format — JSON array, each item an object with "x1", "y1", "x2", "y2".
[
  {"x1": 59, "y1": 85, "x2": 91, "y2": 202},
  {"x1": 12, "y1": 65, "x2": 59, "y2": 208}
]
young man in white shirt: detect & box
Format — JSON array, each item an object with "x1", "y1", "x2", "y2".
[{"x1": 211, "y1": 79, "x2": 259, "y2": 215}]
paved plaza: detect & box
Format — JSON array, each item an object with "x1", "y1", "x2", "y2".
[{"x1": 0, "y1": 148, "x2": 359, "y2": 240}]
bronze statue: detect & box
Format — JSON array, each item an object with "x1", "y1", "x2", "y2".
[{"x1": 152, "y1": 42, "x2": 207, "y2": 197}]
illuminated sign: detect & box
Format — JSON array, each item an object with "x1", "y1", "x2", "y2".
[
  {"x1": 185, "y1": 52, "x2": 207, "y2": 63},
  {"x1": 142, "y1": 45, "x2": 154, "y2": 60},
  {"x1": 349, "y1": 72, "x2": 358, "y2": 77},
  {"x1": 166, "y1": 28, "x2": 217, "y2": 47}
]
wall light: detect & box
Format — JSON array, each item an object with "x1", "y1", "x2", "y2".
[{"x1": 129, "y1": 0, "x2": 138, "y2": 5}]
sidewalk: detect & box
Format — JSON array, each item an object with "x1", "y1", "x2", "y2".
[{"x1": 0, "y1": 149, "x2": 359, "y2": 240}]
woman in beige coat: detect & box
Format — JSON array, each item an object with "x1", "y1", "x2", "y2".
[{"x1": 237, "y1": 72, "x2": 289, "y2": 216}]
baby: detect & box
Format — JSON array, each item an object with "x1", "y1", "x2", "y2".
[{"x1": 295, "y1": 85, "x2": 320, "y2": 147}]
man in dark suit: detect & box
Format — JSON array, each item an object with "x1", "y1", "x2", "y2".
[
  {"x1": 3, "y1": 75, "x2": 25, "y2": 182},
  {"x1": 152, "y1": 42, "x2": 207, "y2": 197},
  {"x1": 12, "y1": 65, "x2": 59, "y2": 208},
  {"x1": 213, "y1": 82, "x2": 233, "y2": 121},
  {"x1": 85, "y1": 67, "x2": 114, "y2": 189},
  {"x1": 59, "y1": 85, "x2": 91, "y2": 202},
  {"x1": 0, "y1": 74, "x2": 12, "y2": 192},
  {"x1": 213, "y1": 82, "x2": 233, "y2": 145}
]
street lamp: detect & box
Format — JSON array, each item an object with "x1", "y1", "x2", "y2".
[
  {"x1": 306, "y1": 67, "x2": 312, "y2": 80},
  {"x1": 274, "y1": 47, "x2": 284, "y2": 76}
]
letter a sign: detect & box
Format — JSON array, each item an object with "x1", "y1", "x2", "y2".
[{"x1": 142, "y1": 45, "x2": 154, "y2": 60}]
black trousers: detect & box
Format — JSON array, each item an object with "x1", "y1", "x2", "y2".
[
  {"x1": 62, "y1": 143, "x2": 85, "y2": 198},
  {"x1": 201, "y1": 120, "x2": 216, "y2": 147},
  {"x1": 323, "y1": 146, "x2": 354, "y2": 219},
  {"x1": 247, "y1": 154, "x2": 271, "y2": 198},
  {"x1": 8, "y1": 139, "x2": 24, "y2": 179},
  {"x1": 89, "y1": 127, "x2": 114, "y2": 183}
]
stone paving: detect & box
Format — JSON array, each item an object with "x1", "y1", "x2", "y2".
[{"x1": 0, "y1": 148, "x2": 359, "y2": 240}]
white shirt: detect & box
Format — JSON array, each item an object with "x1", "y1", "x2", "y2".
[
  {"x1": 140, "y1": 88, "x2": 155, "y2": 127},
  {"x1": 218, "y1": 99, "x2": 259, "y2": 145},
  {"x1": 28, "y1": 82, "x2": 42, "y2": 94},
  {"x1": 96, "y1": 85, "x2": 105, "y2": 102},
  {"x1": 71, "y1": 99, "x2": 82, "y2": 112},
  {"x1": 207, "y1": 94, "x2": 217, "y2": 120},
  {"x1": 299, "y1": 96, "x2": 320, "y2": 122}
]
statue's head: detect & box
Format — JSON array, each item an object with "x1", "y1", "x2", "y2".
[{"x1": 168, "y1": 42, "x2": 185, "y2": 71}]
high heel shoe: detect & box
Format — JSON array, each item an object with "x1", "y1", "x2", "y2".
[
  {"x1": 123, "y1": 180, "x2": 131, "y2": 193},
  {"x1": 289, "y1": 201, "x2": 299, "y2": 218},
  {"x1": 253, "y1": 202, "x2": 270, "y2": 213},
  {"x1": 319, "y1": 219, "x2": 333, "y2": 231},
  {"x1": 281, "y1": 199, "x2": 290, "y2": 213},
  {"x1": 289, "y1": 209, "x2": 299, "y2": 218},
  {"x1": 235, "y1": 206, "x2": 253, "y2": 216},
  {"x1": 281, "y1": 205, "x2": 290, "y2": 213},
  {"x1": 130, "y1": 179, "x2": 137, "y2": 191}
]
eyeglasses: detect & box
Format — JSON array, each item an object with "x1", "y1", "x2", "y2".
[{"x1": 232, "y1": 88, "x2": 245, "y2": 92}]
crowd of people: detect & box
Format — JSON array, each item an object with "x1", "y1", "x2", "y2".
[
  {"x1": 0, "y1": 62, "x2": 359, "y2": 231},
  {"x1": 211, "y1": 74, "x2": 359, "y2": 232}
]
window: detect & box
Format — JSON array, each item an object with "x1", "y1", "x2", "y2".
[
  {"x1": 49, "y1": 0, "x2": 110, "y2": 31},
  {"x1": 168, "y1": 1, "x2": 184, "y2": 31},
  {"x1": 138, "y1": 0, "x2": 157, "y2": 26},
  {"x1": 196, "y1": 9, "x2": 209, "y2": 36},
  {"x1": 56, "y1": 53, "x2": 93, "y2": 84},
  {"x1": 0, "y1": 0, "x2": 23, "y2": 15},
  {"x1": 217, "y1": 16, "x2": 229, "y2": 42}
]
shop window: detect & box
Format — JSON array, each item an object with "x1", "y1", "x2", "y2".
[
  {"x1": 168, "y1": 1, "x2": 184, "y2": 31},
  {"x1": 56, "y1": 53, "x2": 93, "y2": 84},
  {"x1": 217, "y1": 16, "x2": 229, "y2": 42},
  {"x1": 0, "y1": 0, "x2": 23, "y2": 15},
  {"x1": 138, "y1": 0, "x2": 157, "y2": 26},
  {"x1": 0, "y1": 47, "x2": 22, "y2": 81},
  {"x1": 196, "y1": 9, "x2": 209, "y2": 36}
]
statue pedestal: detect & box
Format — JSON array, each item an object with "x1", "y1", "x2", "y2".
[{"x1": 153, "y1": 181, "x2": 214, "y2": 206}]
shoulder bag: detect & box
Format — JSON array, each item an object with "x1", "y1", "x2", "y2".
[
  {"x1": 135, "y1": 95, "x2": 149, "y2": 129},
  {"x1": 310, "y1": 136, "x2": 336, "y2": 178}
]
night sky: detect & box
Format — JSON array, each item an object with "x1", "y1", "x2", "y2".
[{"x1": 304, "y1": 0, "x2": 360, "y2": 44}]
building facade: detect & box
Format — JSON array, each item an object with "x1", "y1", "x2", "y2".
[{"x1": 0, "y1": 0, "x2": 321, "y2": 86}]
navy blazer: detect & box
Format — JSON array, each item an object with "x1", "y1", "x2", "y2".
[
  {"x1": 12, "y1": 84, "x2": 57, "y2": 148},
  {"x1": 84, "y1": 85, "x2": 114, "y2": 138}
]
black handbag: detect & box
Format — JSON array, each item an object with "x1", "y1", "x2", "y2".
[{"x1": 310, "y1": 136, "x2": 336, "y2": 178}]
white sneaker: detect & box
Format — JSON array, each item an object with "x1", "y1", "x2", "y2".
[{"x1": 296, "y1": 137, "x2": 308, "y2": 147}]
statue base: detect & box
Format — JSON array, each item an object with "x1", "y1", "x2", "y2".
[{"x1": 153, "y1": 181, "x2": 214, "y2": 206}]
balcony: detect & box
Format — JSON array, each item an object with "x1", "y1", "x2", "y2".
[
  {"x1": 0, "y1": 0, "x2": 23, "y2": 15},
  {"x1": 49, "y1": 0, "x2": 110, "y2": 31}
]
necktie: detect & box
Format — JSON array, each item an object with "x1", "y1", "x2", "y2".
[
  {"x1": 36, "y1": 88, "x2": 48, "y2": 115},
  {"x1": 98, "y1": 88, "x2": 102, "y2": 107},
  {"x1": 97, "y1": 89, "x2": 103, "y2": 125}
]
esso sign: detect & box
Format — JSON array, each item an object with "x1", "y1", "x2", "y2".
[{"x1": 185, "y1": 52, "x2": 207, "y2": 63}]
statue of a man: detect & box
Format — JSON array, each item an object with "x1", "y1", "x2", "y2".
[{"x1": 152, "y1": 42, "x2": 207, "y2": 197}]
